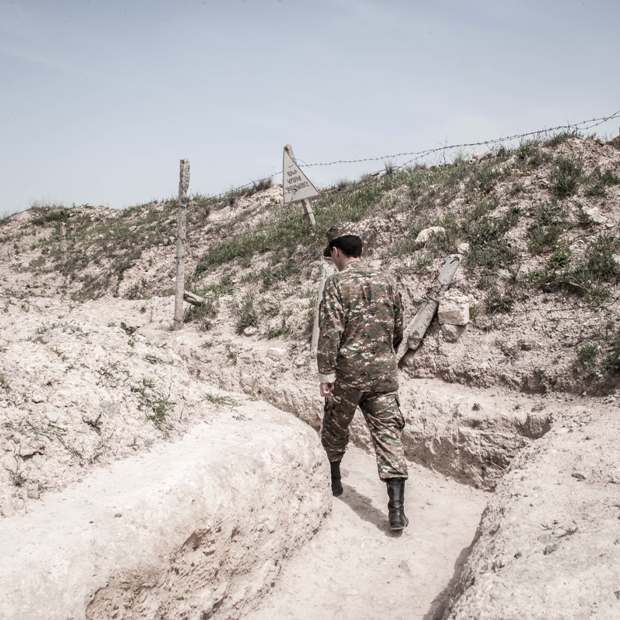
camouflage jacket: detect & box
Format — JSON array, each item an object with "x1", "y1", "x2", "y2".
[{"x1": 317, "y1": 261, "x2": 404, "y2": 391}]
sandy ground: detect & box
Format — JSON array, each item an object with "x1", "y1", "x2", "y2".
[{"x1": 248, "y1": 446, "x2": 487, "y2": 620}]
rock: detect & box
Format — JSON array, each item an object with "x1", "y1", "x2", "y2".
[
  {"x1": 243, "y1": 326, "x2": 258, "y2": 337},
  {"x1": 441, "y1": 324, "x2": 462, "y2": 343},
  {"x1": 31, "y1": 394, "x2": 45, "y2": 404},
  {"x1": 457, "y1": 242, "x2": 470, "y2": 255},
  {"x1": 518, "y1": 338, "x2": 537, "y2": 351},
  {"x1": 581, "y1": 206, "x2": 607, "y2": 225},
  {"x1": 414, "y1": 226, "x2": 446, "y2": 248},
  {"x1": 294, "y1": 356, "x2": 306, "y2": 368},
  {"x1": 267, "y1": 346, "x2": 287, "y2": 362},
  {"x1": 438, "y1": 290, "x2": 470, "y2": 326}
]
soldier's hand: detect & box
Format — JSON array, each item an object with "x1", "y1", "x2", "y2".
[{"x1": 320, "y1": 382, "x2": 334, "y2": 398}]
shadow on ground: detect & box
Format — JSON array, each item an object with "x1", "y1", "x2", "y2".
[
  {"x1": 339, "y1": 482, "x2": 405, "y2": 538},
  {"x1": 422, "y1": 544, "x2": 472, "y2": 620}
]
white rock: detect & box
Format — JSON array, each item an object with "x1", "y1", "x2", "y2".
[
  {"x1": 438, "y1": 290, "x2": 470, "y2": 326},
  {"x1": 457, "y1": 242, "x2": 470, "y2": 255},
  {"x1": 415, "y1": 226, "x2": 446, "y2": 247},
  {"x1": 266, "y1": 346, "x2": 287, "y2": 362},
  {"x1": 581, "y1": 206, "x2": 607, "y2": 225},
  {"x1": 243, "y1": 326, "x2": 258, "y2": 337}
]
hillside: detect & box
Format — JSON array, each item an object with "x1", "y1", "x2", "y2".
[
  {"x1": 1, "y1": 132, "x2": 619, "y2": 619},
  {"x1": 2, "y1": 133, "x2": 619, "y2": 396}
]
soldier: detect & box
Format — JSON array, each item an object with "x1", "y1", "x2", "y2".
[{"x1": 317, "y1": 223, "x2": 409, "y2": 531}]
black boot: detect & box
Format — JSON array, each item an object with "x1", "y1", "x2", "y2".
[
  {"x1": 386, "y1": 478, "x2": 409, "y2": 531},
  {"x1": 330, "y1": 460, "x2": 343, "y2": 497}
]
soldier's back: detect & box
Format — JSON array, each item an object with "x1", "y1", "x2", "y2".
[{"x1": 330, "y1": 262, "x2": 400, "y2": 391}]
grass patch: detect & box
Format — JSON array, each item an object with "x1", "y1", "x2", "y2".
[
  {"x1": 259, "y1": 259, "x2": 301, "y2": 290},
  {"x1": 196, "y1": 273, "x2": 234, "y2": 297},
  {"x1": 576, "y1": 342, "x2": 599, "y2": 370},
  {"x1": 529, "y1": 234, "x2": 619, "y2": 302},
  {"x1": 205, "y1": 392, "x2": 238, "y2": 406},
  {"x1": 184, "y1": 297, "x2": 219, "y2": 331},
  {"x1": 485, "y1": 287, "x2": 515, "y2": 314},
  {"x1": 585, "y1": 168, "x2": 620, "y2": 198},
  {"x1": 527, "y1": 202, "x2": 568, "y2": 254},
  {"x1": 31, "y1": 208, "x2": 72, "y2": 226},
  {"x1": 464, "y1": 206, "x2": 520, "y2": 270},
  {"x1": 603, "y1": 330, "x2": 620, "y2": 374},
  {"x1": 549, "y1": 156, "x2": 582, "y2": 199},
  {"x1": 196, "y1": 178, "x2": 385, "y2": 272},
  {"x1": 267, "y1": 315, "x2": 291, "y2": 339},
  {"x1": 544, "y1": 130, "x2": 580, "y2": 147},
  {"x1": 131, "y1": 378, "x2": 174, "y2": 430}
]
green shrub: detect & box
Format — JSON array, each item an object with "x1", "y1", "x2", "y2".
[
  {"x1": 529, "y1": 234, "x2": 619, "y2": 302},
  {"x1": 31, "y1": 209, "x2": 71, "y2": 226},
  {"x1": 527, "y1": 202, "x2": 567, "y2": 254},
  {"x1": 267, "y1": 316, "x2": 291, "y2": 339},
  {"x1": 603, "y1": 330, "x2": 620, "y2": 374},
  {"x1": 259, "y1": 259, "x2": 301, "y2": 290},
  {"x1": 235, "y1": 293, "x2": 258, "y2": 334},
  {"x1": 464, "y1": 208, "x2": 519, "y2": 270},
  {"x1": 580, "y1": 234, "x2": 619, "y2": 282},
  {"x1": 549, "y1": 157, "x2": 582, "y2": 199},
  {"x1": 577, "y1": 342, "x2": 599, "y2": 370},
  {"x1": 184, "y1": 298, "x2": 219, "y2": 331},
  {"x1": 467, "y1": 163, "x2": 500, "y2": 195},
  {"x1": 544, "y1": 130, "x2": 580, "y2": 147},
  {"x1": 585, "y1": 168, "x2": 620, "y2": 197},
  {"x1": 485, "y1": 287, "x2": 514, "y2": 314}
]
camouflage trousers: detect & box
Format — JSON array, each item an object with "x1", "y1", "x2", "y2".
[{"x1": 321, "y1": 382, "x2": 408, "y2": 480}]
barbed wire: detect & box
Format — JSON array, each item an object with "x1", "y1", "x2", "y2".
[
  {"x1": 299, "y1": 109, "x2": 620, "y2": 169},
  {"x1": 202, "y1": 108, "x2": 620, "y2": 204}
]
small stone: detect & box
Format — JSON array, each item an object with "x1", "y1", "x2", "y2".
[
  {"x1": 414, "y1": 226, "x2": 446, "y2": 248},
  {"x1": 243, "y1": 326, "x2": 258, "y2": 337},
  {"x1": 26, "y1": 484, "x2": 40, "y2": 500},
  {"x1": 518, "y1": 338, "x2": 537, "y2": 351},
  {"x1": 294, "y1": 356, "x2": 306, "y2": 368},
  {"x1": 543, "y1": 543, "x2": 558, "y2": 555},
  {"x1": 441, "y1": 323, "x2": 461, "y2": 343},
  {"x1": 457, "y1": 242, "x2": 470, "y2": 255},
  {"x1": 31, "y1": 394, "x2": 45, "y2": 404},
  {"x1": 266, "y1": 346, "x2": 287, "y2": 362}
]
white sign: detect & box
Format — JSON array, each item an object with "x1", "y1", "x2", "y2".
[{"x1": 283, "y1": 146, "x2": 320, "y2": 205}]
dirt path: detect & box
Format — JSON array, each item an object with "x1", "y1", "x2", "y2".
[{"x1": 248, "y1": 446, "x2": 487, "y2": 620}]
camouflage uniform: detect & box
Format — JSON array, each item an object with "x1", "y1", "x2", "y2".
[{"x1": 317, "y1": 229, "x2": 408, "y2": 480}]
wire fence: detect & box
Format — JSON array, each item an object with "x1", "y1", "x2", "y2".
[
  {"x1": 187, "y1": 107, "x2": 620, "y2": 330},
  {"x1": 204, "y1": 108, "x2": 620, "y2": 202}
]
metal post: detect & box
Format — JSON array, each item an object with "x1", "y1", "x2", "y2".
[{"x1": 173, "y1": 159, "x2": 190, "y2": 330}]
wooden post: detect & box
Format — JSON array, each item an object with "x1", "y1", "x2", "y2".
[
  {"x1": 302, "y1": 199, "x2": 316, "y2": 229},
  {"x1": 173, "y1": 159, "x2": 190, "y2": 331}
]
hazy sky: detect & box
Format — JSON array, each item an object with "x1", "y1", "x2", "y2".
[{"x1": 1, "y1": 0, "x2": 619, "y2": 216}]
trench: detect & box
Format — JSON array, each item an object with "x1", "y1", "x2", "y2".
[{"x1": 179, "y1": 336, "x2": 558, "y2": 619}]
